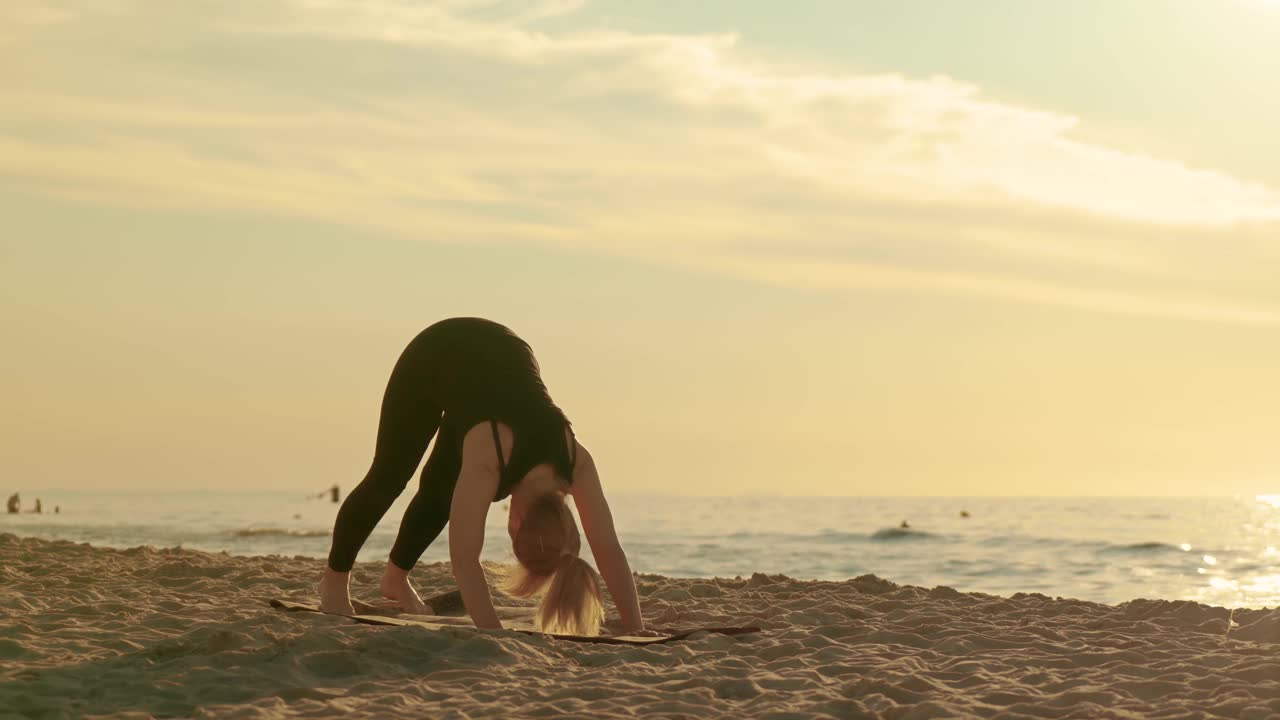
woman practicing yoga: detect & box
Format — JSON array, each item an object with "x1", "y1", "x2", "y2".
[{"x1": 319, "y1": 317, "x2": 646, "y2": 636}]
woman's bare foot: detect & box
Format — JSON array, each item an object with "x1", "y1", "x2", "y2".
[
  {"x1": 318, "y1": 568, "x2": 356, "y2": 615},
  {"x1": 380, "y1": 561, "x2": 429, "y2": 614}
]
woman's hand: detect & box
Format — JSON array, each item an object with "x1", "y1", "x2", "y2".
[
  {"x1": 451, "y1": 559, "x2": 503, "y2": 629},
  {"x1": 625, "y1": 628, "x2": 663, "y2": 638}
]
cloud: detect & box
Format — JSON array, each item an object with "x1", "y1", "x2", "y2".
[{"x1": 1, "y1": 0, "x2": 1279, "y2": 325}]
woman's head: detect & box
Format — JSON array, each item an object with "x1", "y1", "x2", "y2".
[{"x1": 504, "y1": 492, "x2": 604, "y2": 636}]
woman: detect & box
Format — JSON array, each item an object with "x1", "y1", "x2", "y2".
[{"x1": 319, "y1": 317, "x2": 646, "y2": 636}]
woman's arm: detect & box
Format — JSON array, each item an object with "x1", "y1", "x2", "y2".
[
  {"x1": 569, "y1": 443, "x2": 645, "y2": 633},
  {"x1": 448, "y1": 426, "x2": 504, "y2": 630}
]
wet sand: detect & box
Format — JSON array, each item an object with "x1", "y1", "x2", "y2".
[{"x1": 2, "y1": 532, "x2": 1278, "y2": 719}]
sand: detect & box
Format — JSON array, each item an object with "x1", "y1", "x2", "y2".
[{"x1": 2, "y1": 532, "x2": 1278, "y2": 720}]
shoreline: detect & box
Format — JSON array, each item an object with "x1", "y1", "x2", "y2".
[
  {"x1": 0, "y1": 517, "x2": 1269, "y2": 607},
  {"x1": 7, "y1": 494, "x2": 1275, "y2": 612},
  {"x1": 3, "y1": 532, "x2": 1278, "y2": 718}
]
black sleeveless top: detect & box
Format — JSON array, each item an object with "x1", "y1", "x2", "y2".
[{"x1": 422, "y1": 317, "x2": 576, "y2": 501}]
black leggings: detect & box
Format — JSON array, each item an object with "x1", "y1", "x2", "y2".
[{"x1": 326, "y1": 338, "x2": 463, "y2": 572}]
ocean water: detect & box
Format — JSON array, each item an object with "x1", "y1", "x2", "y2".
[{"x1": 4, "y1": 493, "x2": 1279, "y2": 609}]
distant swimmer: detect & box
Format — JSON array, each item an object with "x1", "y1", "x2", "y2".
[
  {"x1": 900, "y1": 520, "x2": 910, "y2": 529},
  {"x1": 6, "y1": 493, "x2": 19, "y2": 514},
  {"x1": 33, "y1": 499, "x2": 42, "y2": 514},
  {"x1": 54, "y1": 505, "x2": 60, "y2": 514},
  {"x1": 320, "y1": 317, "x2": 649, "y2": 637},
  {"x1": 310, "y1": 485, "x2": 342, "y2": 502},
  {"x1": 960, "y1": 510, "x2": 970, "y2": 518}
]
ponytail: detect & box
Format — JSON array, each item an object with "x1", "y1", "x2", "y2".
[
  {"x1": 506, "y1": 492, "x2": 606, "y2": 636},
  {"x1": 537, "y1": 553, "x2": 604, "y2": 636}
]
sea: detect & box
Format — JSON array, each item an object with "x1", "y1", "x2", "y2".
[{"x1": 4, "y1": 493, "x2": 1279, "y2": 609}]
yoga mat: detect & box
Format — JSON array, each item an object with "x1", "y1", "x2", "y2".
[{"x1": 269, "y1": 598, "x2": 760, "y2": 645}]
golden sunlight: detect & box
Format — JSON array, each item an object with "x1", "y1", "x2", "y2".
[{"x1": 1257, "y1": 494, "x2": 1280, "y2": 509}]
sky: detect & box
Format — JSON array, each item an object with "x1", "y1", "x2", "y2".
[{"x1": 1, "y1": 0, "x2": 1279, "y2": 496}]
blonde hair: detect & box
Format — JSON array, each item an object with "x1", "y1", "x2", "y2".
[{"x1": 504, "y1": 493, "x2": 604, "y2": 636}]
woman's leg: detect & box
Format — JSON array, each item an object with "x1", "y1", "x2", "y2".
[
  {"x1": 376, "y1": 420, "x2": 463, "y2": 609},
  {"x1": 379, "y1": 420, "x2": 463, "y2": 612},
  {"x1": 388, "y1": 420, "x2": 463, "y2": 571},
  {"x1": 326, "y1": 346, "x2": 442, "y2": 573}
]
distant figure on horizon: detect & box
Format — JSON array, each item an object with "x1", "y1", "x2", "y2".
[
  {"x1": 960, "y1": 510, "x2": 970, "y2": 518},
  {"x1": 34, "y1": 499, "x2": 42, "y2": 514},
  {"x1": 319, "y1": 317, "x2": 648, "y2": 637},
  {"x1": 310, "y1": 485, "x2": 342, "y2": 502},
  {"x1": 900, "y1": 520, "x2": 910, "y2": 529},
  {"x1": 6, "y1": 493, "x2": 19, "y2": 514},
  {"x1": 54, "y1": 505, "x2": 60, "y2": 514}
]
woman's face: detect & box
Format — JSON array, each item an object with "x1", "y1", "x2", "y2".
[{"x1": 507, "y1": 464, "x2": 567, "y2": 540}]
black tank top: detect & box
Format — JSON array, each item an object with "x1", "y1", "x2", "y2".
[{"x1": 423, "y1": 318, "x2": 576, "y2": 501}]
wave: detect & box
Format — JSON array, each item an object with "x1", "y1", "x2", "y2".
[
  {"x1": 973, "y1": 536, "x2": 1193, "y2": 555},
  {"x1": 813, "y1": 530, "x2": 871, "y2": 543},
  {"x1": 719, "y1": 528, "x2": 944, "y2": 543},
  {"x1": 687, "y1": 528, "x2": 949, "y2": 543},
  {"x1": 869, "y1": 527, "x2": 939, "y2": 541},
  {"x1": 232, "y1": 528, "x2": 330, "y2": 538},
  {"x1": 1098, "y1": 541, "x2": 1184, "y2": 554},
  {"x1": 724, "y1": 531, "x2": 793, "y2": 540}
]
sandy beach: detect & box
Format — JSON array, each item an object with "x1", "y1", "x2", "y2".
[{"x1": 2, "y1": 532, "x2": 1278, "y2": 719}]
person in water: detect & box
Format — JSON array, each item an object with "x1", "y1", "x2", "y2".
[
  {"x1": 320, "y1": 317, "x2": 646, "y2": 637},
  {"x1": 5, "y1": 493, "x2": 18, "y2": 514}
]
